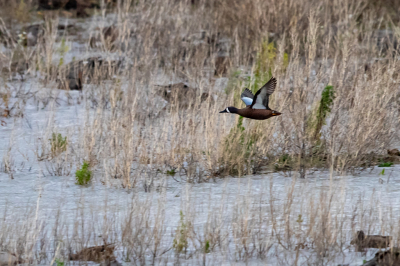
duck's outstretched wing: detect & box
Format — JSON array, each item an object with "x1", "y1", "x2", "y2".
[
  {"x1": 250, "y1": 77, "x2": 277, "y2": 110},
  {"x1": 241, "y1": 88, "x2": 254, "y2": 106}
]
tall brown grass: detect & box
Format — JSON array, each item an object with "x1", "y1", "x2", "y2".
[
  {"x1": 0, "y1": 0, "x2": 399, "y2": 179},
  {"x1": 0, "y1": 0, "x2": 400, "y2": 264}
]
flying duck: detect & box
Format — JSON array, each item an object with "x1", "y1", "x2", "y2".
[{"x1": 220, "y1": 77, "x2": 281, "y2": 120}]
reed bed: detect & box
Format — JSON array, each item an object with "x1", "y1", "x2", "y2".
[
  {"x1": 0, "y1": 0, "x2": 400, "y2": 264},
  {"x1": 0, "y1": 0, "x2": 399, "y2": 181}
]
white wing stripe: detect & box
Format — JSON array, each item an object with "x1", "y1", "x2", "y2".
[
  {"x1": 252, "y1": 89, "x2": 268, "y2": 109},
  {"x1": 252, "y1": 103, "x2": 267, "y2": 109}
]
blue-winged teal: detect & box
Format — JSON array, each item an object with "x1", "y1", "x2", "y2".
[{"x1": 220, "y1": 77, "x2": 281, "y2": 120}]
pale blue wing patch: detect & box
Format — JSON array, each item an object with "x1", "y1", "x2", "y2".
[{"x1": 241, "y1": 97, "x2": 253, "y2": 106}]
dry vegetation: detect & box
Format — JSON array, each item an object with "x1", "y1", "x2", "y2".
[
  {"x1": 0, "y1": 0, "x2": 399, "y2": 181},
  {"x1": 0, "y1": 0, "x2": 400, "y2": 265}
]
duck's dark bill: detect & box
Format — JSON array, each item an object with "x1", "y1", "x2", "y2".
[{"x1": 219, "y1": 110, "x2": 228, "y2": 113}]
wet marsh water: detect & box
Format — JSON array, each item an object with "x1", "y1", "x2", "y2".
[
  {"x1": 1, "y1": 91, "x2": 400, "y2": 265},
  {"x1": 1, "y1": 8, "x2": 400, "y2": 266}
]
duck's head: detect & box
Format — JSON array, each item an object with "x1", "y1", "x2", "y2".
[
  {"x1": 219, "y1": 107, "x2": 238, "y2": 114},
  {"x1": 271, "y1": 110, "x2": 282, "y2": 116}
]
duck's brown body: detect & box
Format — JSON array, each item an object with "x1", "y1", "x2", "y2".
[{"x1": 237, "y1": 108, "x2": 275, "y2": 120}]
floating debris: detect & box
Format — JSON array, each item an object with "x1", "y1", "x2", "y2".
[
  {"x1": 69, "y1": 244, "x2": 116, "y2": 263},
  {"x1": 351, "y1": 231, "x2": 391, "y2": 250}
]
